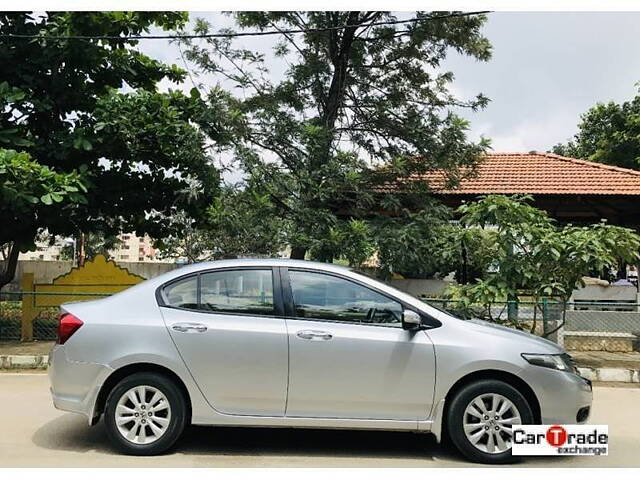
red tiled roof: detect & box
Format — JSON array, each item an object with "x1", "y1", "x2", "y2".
[{"x1": 420, "y1": 152, "x2": 640, "y2": 196}]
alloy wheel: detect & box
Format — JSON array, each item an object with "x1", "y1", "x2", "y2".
[
  {"x1": 462, "y1": 393, "x2": 522, "y2": 454},
  {"x1": 115, "y1": 385, "x2": 172, "y2": 445}
]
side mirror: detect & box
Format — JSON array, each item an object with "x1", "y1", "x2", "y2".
[{"x1": 402, "y1": 310, "x2": 422, "y2": 330}]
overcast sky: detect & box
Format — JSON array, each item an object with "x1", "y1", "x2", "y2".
[{"x1": 139, "y1": 11, "x2": 640, "y2": 155}]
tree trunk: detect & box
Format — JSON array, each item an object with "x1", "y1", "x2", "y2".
[
  {"x1": 78, "y1": 232, "x2": 86, "y2": 267},
  {"x1": 460, "y1": 236, "x2": 469, "y2": 285},
  {"x1": 318, "y1": 12, "x2": 360, "y2": 164},
  {"x1": 290, "y1": 246, "x2": 307, "y2": 260},
  {"x1": 316, "y1": 253, "x2": 333, "y2": 263},
  {"x1": 0, "y1": 242, "x2": 20, "y2": 291},
  {"x1": 617, "y1": 257, "x2": 627, "y2": 280}
]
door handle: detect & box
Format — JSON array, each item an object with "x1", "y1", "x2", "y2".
[
  {"x1": 297, "y1": 330, "x2": 333, "y2": 341},
  {"x1": 172, "y1": 323, "x2": 207, "y2": 333}
]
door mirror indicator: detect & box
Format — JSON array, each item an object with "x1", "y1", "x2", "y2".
[{"x1": 402, "y1": 310, "x2": 422, "y2": 330}]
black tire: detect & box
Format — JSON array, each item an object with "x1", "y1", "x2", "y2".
[
  {"x1": 446, "y1": 379, "x2": 534, "y2": 464},
  {"x1": 104, "y1": 372, "x2": 187, "y2": 455}
]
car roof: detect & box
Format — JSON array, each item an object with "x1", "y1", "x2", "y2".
[
  {"x1": 174, "y1": 258, "x2": 351, "y2": 273},
  {"x1": 135, "y1": 258, "x2": 361, "y2": 293},
  {"x1": 153, "y1": 258, "x2": 354, "y2": 282}
]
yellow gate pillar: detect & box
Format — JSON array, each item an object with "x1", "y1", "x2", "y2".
[
  {"x1": 18, "y1": 255, "x2": 145, "y2": 343},
  {"x1": 20, "y1": 273, "x2": 37, "y2": 342}
]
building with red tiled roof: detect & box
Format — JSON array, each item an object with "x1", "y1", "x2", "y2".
[
  {"x1": 425, "y1": 152, "x2": 640, "y2": 195},
  {"x1": 421, "y1": 152, "x2": 640, "y2": 225}
]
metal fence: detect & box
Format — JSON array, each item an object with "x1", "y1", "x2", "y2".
[
  {"x1": 1, "y1": 291, "x2": 640, "y2": 353},
  {"x1": 0, "y1": 291, "x2": 110, "y2": 342},
  {"x1": 423, "y1": 298, "x2": 640, "y2": 352},
  {"x1": 423, "y1": 298, "x2": 563, "y2": 335},
  {"x1": 0, "y1": 296, "x2": 56, "y2": 341}
]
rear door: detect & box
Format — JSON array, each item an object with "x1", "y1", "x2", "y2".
[
  {"x1": 282, "y1": 268, "x2": 436, "y2": 420},
  {"x1": 160, "y1": 267, "x2": 288, "y2": 416}
]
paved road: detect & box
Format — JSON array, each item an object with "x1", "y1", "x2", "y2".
[{"x1": 1, "y1": 373, "x2": 638, "y2": 467}]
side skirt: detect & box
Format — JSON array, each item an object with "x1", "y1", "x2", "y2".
[{"x1": 192, "y1": 414, "x2": 434, "y2": 433}]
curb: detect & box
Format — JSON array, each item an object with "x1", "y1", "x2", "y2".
[
  {"x1": 0, "y1": 355, "x2": 48, "y2": 369},
  {"x1": 578, "y1": 366, "x2": 640, "y2": 383},
  {"x1": 0, "y1": 356, "x2": 639, "y2": 382}
]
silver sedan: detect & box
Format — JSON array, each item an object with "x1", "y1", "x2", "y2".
[{"x1": 48, "y1": 259, "x2": 592, "y2": 463}]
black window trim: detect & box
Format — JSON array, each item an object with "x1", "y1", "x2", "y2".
[
  {"x1": 281, "y1": 267, "x2": 440, "y2": 329},
  {"x1": 156, "y1": 266, "x2": 284, "y2": 319}
]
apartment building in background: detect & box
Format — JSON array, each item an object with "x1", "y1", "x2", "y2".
[
  {"x1": 111, "y1": 233, "x2": 162, "y2": 262},
  {"x1": 18, "y1": 232, "x2": 171, "y2": 263},
  {"x1": 18, "y1": 240, "x2": 65, "y2": 261}
]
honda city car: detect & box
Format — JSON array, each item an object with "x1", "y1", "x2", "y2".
[{"x1": 48, "y1": 259, "x2": 592, "y2": 463}]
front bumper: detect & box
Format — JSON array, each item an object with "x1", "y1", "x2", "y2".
[
  {"x1": 48, "y1": 344, "x2": 113, "y2": 424},
  {"x1": 519, "y1": 364, "x2": 593, "y2": 424}
]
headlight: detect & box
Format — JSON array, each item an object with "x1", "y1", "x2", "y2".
[{"x1": 521, "y1": 353, "x2": 578, "y2": 374}]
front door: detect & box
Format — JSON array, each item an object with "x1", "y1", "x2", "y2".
[
  {"x1": 283, "y1": 269, "x2": 436, "y2": 420},
  {"x1": 160, "y1": 268, "x2": 288, "y2": 416}
]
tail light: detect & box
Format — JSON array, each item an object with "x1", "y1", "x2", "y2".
[{"x1": 57, "y1": 313, "x2": 84, "y2": 345}]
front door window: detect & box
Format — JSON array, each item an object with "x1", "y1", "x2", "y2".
[{"x1": 289, "y1": 270, "x2": 403, "y2": 325}]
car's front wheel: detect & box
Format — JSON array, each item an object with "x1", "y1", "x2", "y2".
[
  {"x1": 446, "y1": 379, "x2": 534, "y2": 464},
  {"x1": 104, "y1": 372, "x2": 187, "y2": 455}
]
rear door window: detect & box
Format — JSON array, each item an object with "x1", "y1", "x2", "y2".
[
  {"x1": 163, "y1": 276, "x2": 198, "y2": 309},
  {"x1": 199, "y1": 269, "x2": 275, "y2": 316}
]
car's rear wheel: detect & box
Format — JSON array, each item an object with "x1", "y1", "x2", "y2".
[
  {"x1": 104, "y1": 372, "x2": 186, "y2": 455},
  {"x1": 446, "y1": 379, "x2": 534, "y2": 464}
]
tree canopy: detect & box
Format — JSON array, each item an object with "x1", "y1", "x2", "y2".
[
  {"x1": 0, "y1": 148, "x2": 87, "y2": 284},
  {"x1": 445, "y1": 195, "x2": 640, "y2": 332},
  {"x1": 551, "y1": 87, "x2": 640, "y2": 170},
  {"x1": 0, "y1": 12, "x2": 223, "y2": 288},
  {"x1": 183, "y1": 11, "x2": 492, "y2": 260},
  {"x1": 156, "y1": 183, "x2": 286, "y2": 262}
]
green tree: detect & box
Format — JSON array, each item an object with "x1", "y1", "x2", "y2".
[
  {"x1": 154, "y1": 212, "x2": 215, "y2": 264},
  {"x1": 434, "y1": 225, "x2": 498, "y2": 283},
  {"x1": 374, "y1": 205, "x2": 448, "y2": 278},
  {"x1": 156, "y1": 184, "x2": 286, "y2": 262},
  {"x1": 183, "y1": 11, "x2": 491, "y2": 261},
  {"x1": 551, "y1": 87, "x2": 640, "y2": 169},
  {"x1": 0, "y1": 149, "x2": 86, "y2": 284},
  {"x1": 309, "y1": 219, "x2": 376, "y2": 267},
  {"x1": 445, "y1": 195, "x2": 640, "y2": 333},
  {"x1": 204, "y1": 185, "x2": 286, "y2": 260},
  {"x1": 0, "y1": 12, "x2": 222, "y2": 288}
]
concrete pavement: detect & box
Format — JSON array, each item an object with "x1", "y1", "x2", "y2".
[{"x1": 0, "y1": 373, "x2": 639, "y2": 467}]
